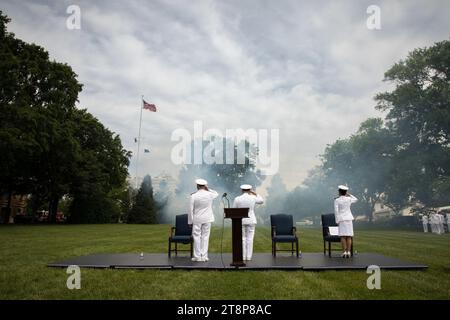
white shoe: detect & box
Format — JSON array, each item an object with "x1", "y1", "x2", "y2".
[
  {"x1": 191, "y1": 257, "x2": 200, "y2": 262},
  {"x1": 341, "y1": 252, "x2": 347, "y2": 258},
  {"x1": 204, "y1": 257, "x2": 209, "y2": 262}
]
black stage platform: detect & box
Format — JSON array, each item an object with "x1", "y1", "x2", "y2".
[{"x1": 48, "y1": 253, "x2": 427, "y2": 271}]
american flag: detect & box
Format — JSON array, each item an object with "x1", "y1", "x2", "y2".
[{"x1": 143, "y1": 99, "x2": 157, "y2": 112}]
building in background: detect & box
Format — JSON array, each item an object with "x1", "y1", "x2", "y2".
[{"x1": 0, "y1": 194, "x2": 28, "y2": 223}]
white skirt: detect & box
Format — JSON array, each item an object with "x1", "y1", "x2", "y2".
[{"x1": 338, "y1": 221, "x2": 354, "y2": 237}]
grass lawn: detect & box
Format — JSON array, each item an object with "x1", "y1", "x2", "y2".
[{"x1": 0, "y1": 224, "x2": 449, "y2": 299}]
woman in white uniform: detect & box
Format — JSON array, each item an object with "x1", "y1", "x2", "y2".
[
  {"x1": 334, "y1": 185, "x2": 357, "y2": 258},
  {"x1": 233, "y1": 184, "x2": 264, "y2": 261}
]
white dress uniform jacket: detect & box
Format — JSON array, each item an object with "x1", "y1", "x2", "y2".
[
  {"x1": 334, "y1": 195, "x2": 358, "y2": 224},
  {"x1": 188, "y1": 189, "x2": 219, "y2": 225},
  {"x1": 233, "y1": 193, "x2": 264, "y2": 225}
]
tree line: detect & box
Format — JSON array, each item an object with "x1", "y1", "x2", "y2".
[{"x1": 263, "y1": 40, "x2": 450, "y2": 222}]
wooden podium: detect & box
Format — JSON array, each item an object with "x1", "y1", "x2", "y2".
[{"x1": 224, "y1": 208, "x2": 249, "y2": 267}]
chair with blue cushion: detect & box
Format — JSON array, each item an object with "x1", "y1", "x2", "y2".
[
  {"x1": 270, "y1": 214, "x2": 299, "y2": 257},
  {"x1": 322, "y1": 213, "x2": 353, "y2": 257},
  {"x1": 168, "y1": 214, "x2": 193, "y2": 257}
]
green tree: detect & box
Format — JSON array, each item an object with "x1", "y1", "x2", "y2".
[
  {"x1": 128, "y1": 175, "x2": 157, "y2": 224},
  {"x1": 375, "y1": 40, "x2": 450, "y2": 208},
  {"x1": 176, "y1": 139, "x2": 264, "y2": 199},
  {"x1": 261, "y1": 173, "x2": 288, "y2": 223},
  {"x1": 0, "y1": 11, "x2": 81, "y2": 221},
  {"x1": 0, "y1": 12, "x2": 130, "y2": 222},
  {"x1": 283, "y1": 167, "x2": 333, "y2": 223},
  {"x1": 321, "y1": 118, "x2": 394, "y2": 221}
]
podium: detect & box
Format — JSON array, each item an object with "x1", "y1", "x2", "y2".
[{"x1": 224, "y1": 208, "x2": 249, "y2": 267}]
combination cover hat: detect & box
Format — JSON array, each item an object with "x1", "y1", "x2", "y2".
[
  {"x1": 195, "y1": 178, "x2": 208, "y2": 186},
  {"x1": 338, "y1": 185, "x2": 349, "y2": 190},
  {"x1": 240, "y1": 184, "x2": 252, "y2": 190}
]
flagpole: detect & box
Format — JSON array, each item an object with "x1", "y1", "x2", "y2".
[{"x1": 135, "y1": 95, "x2": 144, "y2": 189}]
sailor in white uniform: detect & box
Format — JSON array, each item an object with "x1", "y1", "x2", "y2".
[
  {"x1": 446, "y1": 213, "x2": 450, "y2": 233},
  {"x1": 422, "y1": 215, "x2": 429, "y2": 233},
  {"x1": 233, "y1": 184, "x2": 264, "y2": 261},
  {"x1": 188, "y1": 179, "x2": 218, "y2": 262},
  {"x1": 438, "y1": 213, "x2": 445, "y2": 234},
  {"x1": 334, "y1": 185, "x2": 357, "y2": 258},
  {"x1": 430, "y1": 213, "x2": 438, "y2": 234}
]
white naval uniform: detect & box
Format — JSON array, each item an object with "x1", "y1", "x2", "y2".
[
  {"x1": 430, "y1": 214, "x2": 437, "y2": 234},
  {"x1": 422, "y1": 215, "x2": 429, "y2": 233},
  {"x1": 233, "y1": 193, "x2": 264, "y2": 260},
  {"x1": 438, "y1": 214, "x2": 445, "y2": 234},
  {"x1": 189, "y1": 189, "x2": 218, "y2": 260},
  {"x1": 447, "y1": 214, "x2": 450, "y2": 233},
  {"x1": 334, "y1": 194, "x2": 358, "y2": 237}
]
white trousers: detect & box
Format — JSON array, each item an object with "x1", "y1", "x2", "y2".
[
  {"x1": 438, "y1": 222, "x2": 444, "y2": 234},
  {"x1": 431, "y1": 222, "x2": 439, "y2": 234},
  {"x1": 422, "y1": 222, "x2": 428, "y2": 233},
  {"x1": 192, "y1": 223, "x2": 211, "y2": 259},
  {"x1": 242, "y1": 224, "x2": 256, "y2": 260}
]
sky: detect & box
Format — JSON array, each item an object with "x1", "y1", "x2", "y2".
[{"x1": 1, "y1": 0, "x2": 449, "y2": 191}]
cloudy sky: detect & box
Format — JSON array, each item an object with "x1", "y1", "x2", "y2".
[{"x1": 1, "y1": 0, "x2": 449, "y2": 190}]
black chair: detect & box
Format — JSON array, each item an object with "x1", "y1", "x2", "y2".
[
  {"x1": 168, "y1": 214, "x2": 193, "y2": 258},
  {"x1": 321, "y1": 213, "x2": 353, "y2": 257},
  {"x1": 270, "y1": 214, "x2": 299, "y2": 257}
]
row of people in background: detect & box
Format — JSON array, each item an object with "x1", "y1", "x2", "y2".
[
  {"x1": 188, "y1": 179, "x2": 264, "y2": 262},
  {"x1": 422, "y1": 213, "x2": 449, "y2": 234}
]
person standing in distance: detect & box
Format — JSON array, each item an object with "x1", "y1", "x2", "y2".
[
  {"x1": 334, "y1": 185, "x2": 357, "y2": 258},
  {"x1": 189, "y1": 179, "x2": 218, "y2": 262},
  {"x1": 422, "y1": 214, "x2": 429, "y2": 233},
  {"x1": 233, "y1": 184, "x2": 264, "y2": 261}
]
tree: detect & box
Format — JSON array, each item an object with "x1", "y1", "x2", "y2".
[
  {"x1": 176, "y1": 139, "x2": 264, "y2": 199},
  {"x1": 375, "y1": 40, "x2": 450, "y2": 208},
  {"x1": 128, "y1": 175, "x2": 157, "y2": 224},
  {"x1": 172, "y1": 138, "x2": 265, "y2": 222},
  {"x1": 0, "y1": 12, "x2": 130, "y2": 222},
  {"x1": 320, "y1": 118, "x2": 394, "y2": 221},
  {"x1": 283, "y1": 167, "x2": 333, "y2": 223},
  {"x1": 261, "y1": 173, "x2": 288, "y2": 223}
]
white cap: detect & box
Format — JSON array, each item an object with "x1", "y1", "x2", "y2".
[
  {"x1": 195, "y1": 178, "x2": 208, "y2": 186},
  {"x1": 338, "y1": 185, "x2": 349, "y2": 191},
  {"x1": 240, "y1": 184, "x2": 252, "y2": 190}
]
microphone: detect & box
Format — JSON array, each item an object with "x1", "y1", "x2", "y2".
[{"x1": 222, "y1": 192, "x2": 230, "y2": 208}]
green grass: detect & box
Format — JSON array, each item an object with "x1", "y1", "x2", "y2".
[{"x1": 0, "y1": 224, "x2": 449, "y2": 299}]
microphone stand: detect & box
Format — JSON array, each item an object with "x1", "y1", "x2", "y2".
[
  {"x1": 220, "y1": 193, "x2": 230, "y2": 268},
  {"x1": 223, "y1": 194, "x2": 230, "y2": 208}
]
